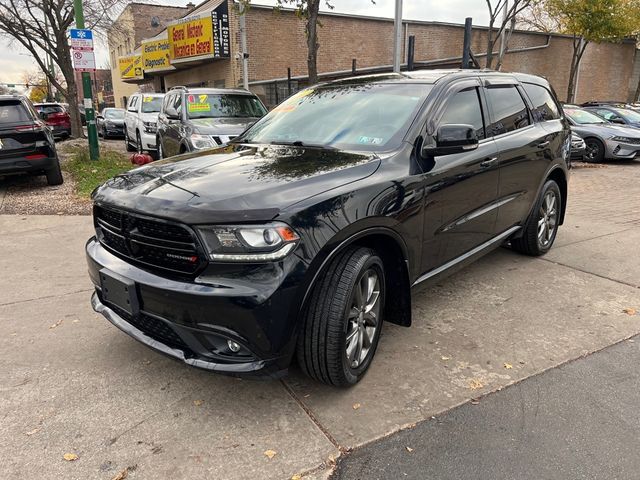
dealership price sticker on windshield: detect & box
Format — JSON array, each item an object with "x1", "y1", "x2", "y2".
[{"x1": 187, "y1": 94, "x2": 211, "y2": 112}]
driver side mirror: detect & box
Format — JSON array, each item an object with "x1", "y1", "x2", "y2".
[
  {"x1": 611, "y1": 118, "x2": 626, "y2": 125},
  {"x1": 164, "y1": 106, "x2": 179, "y2": 120},
  {"x1": 422, "y1": 124, "x2": 479, "y2": 157}
]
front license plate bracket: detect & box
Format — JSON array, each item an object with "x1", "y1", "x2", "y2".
[{"x1": 100, "y1": 268, "x2": 139, "y2": 316}]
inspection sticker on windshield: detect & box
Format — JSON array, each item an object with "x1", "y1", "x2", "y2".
[
  {"x1": 358, "y1": 136, "x2": 384, "y2": 145},
  {"x1": 143, "y1": 96, "x2": 154, "y2": 102}
]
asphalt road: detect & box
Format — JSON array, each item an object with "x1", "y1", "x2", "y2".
[{"x1": 333, "y1": 335, "x2": 640, "y2": 480}]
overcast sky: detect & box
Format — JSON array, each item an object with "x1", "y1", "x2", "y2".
[{"x1": 0, "y1": 0, "x2": 491, "y2": 89}]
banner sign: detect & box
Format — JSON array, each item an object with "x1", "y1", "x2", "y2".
[
  {"x1": 211, "y1": 1, "x2": 230, "y2": 58},
  {"x1": 118, "y1": 54, "x2": 144, "y2": 80},
  {"x1": 168, "y1": 1, "x2": 230, "y2": 63},
  {"x1": 142, "y1": 38, "x2": 173, "y2": 73}
]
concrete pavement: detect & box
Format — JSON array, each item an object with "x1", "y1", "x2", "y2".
[{"x1": 1, "y1": 161, "x2": 640, "y2": 479}]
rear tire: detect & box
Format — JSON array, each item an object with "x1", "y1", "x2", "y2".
[
  {"x1": 157, "y1": 137, "x2": 164, "y2": 159},
  {"x1": 297, "y1": 247, "x2": 385, "y2": 387},
  {"x1": 584, "y1": 137, "x2": 605, "y2": 163},
  {"x1": 136, "y1": 131, "x2": 143, "y2": 153},
  {"x1": 511, "y1": 179, "x2": 561, "y2": 256},
  {"x1": 45, "y1": 160, "x2": 64, "y2": 186}
]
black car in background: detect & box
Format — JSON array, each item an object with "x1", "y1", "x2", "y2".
[
  {"x1": 97, "y1": 108, "x2": 126, "y2": 139},
  {"x1": 156, "y1": 86, "x2": 267, "y2": 158},
  {"x1": 87, "y1": 70, "x2": 570, "y2": 386},
  {"x1": 0, "y1": 95, "x2": 63, "y2": 185}
]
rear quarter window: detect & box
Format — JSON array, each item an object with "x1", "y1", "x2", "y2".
[
  {"x1": 0, "y1": 101, "x2": 33, "y2": 125},
  {"x1": 523, "y1": 83, "x2": 561, "y2": 122}
]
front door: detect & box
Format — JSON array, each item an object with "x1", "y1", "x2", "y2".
[{"x1": 420, "y1": 80, "x2": 501, "y2": 273}]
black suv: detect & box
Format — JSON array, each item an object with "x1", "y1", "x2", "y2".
[
  {"x1": 86, "y1": 70, "x2": 570, "y2": 386},
  {"x1": 0, "y1": 95, "x2": 63, "y2": 185},
  {"x1": 156, "y1": 86, "x2": 267, "y2": 159}
]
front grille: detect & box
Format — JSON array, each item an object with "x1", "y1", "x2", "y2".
[{"x1": 94, "y1": 205, "x2": 204, "y2": 275}]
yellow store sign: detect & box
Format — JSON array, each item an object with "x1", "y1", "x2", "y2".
[
  {"x1": 168, "y1": 12, "x2": 215, "y2": 63},
  {"x1": 118, "y1": 54, "x2": 143, "y2": 80},
  {"x1": 142, "y1": 38, "x2": 173, "y2": 73}
]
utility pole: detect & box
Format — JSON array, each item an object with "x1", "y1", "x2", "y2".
[
  {"x1": 239, "y1": 11, "x2": 249, "y2": 90},
  {"x1": 392, "y1": 0, "x2": 403, "y2": 73},
  {"x1": 73, "y1": 0, "x2": 99, "y2": 160}
]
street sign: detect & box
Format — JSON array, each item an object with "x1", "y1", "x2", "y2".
[
  {"x1": 72, "y1": 50, "x2": 96, "y2": 72},
  {"x1": 70, "y1": 28, "x2": 94, "y2": 51}
]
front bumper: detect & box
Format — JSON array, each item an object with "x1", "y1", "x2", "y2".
[
  {"x1": 140, "y1": 129, "x2": 157, "y2": 151},
  {"x1": 86, "y1": 237, "x2": 304, "y2": 378},
  {"x1": 605, "y1": 140, "x2": 640, "y2": 159},
  {"x1": 104, "y1": 124, "x2": 125, "y2": 137}
]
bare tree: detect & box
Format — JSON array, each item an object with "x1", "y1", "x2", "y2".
[
  {"x1": 0, "y1": 0, "x2": 126, "y2": 137},
  {"x1": 485, "y1": 0, "x2": 533, "y2": 69}
]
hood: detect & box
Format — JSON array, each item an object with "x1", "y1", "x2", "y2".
[
  {"x1": 140, "y1": 112, "x2": 159, "y2": 123},
  {"x1": 570, "y1": 123, "x2": 640, "y2": 138},
  {"x1": 93, "y1": 145, "x2": 380, "y2": 224},
  {"x1": 190, "y1": 117, "x2": 259, "y2": 135}
]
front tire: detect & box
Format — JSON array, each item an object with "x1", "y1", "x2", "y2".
[
  {"x1": 297, "y1": 247, "x2": 385, "y2": 387},
  {"x1": 157, "y1": 137, "x2": 164, "y2": 159},
  {"x1": 584, "y1": 138, "x2": 605, "y2": 163},
  {"x1": 511, "y1": 179, "x2": 561, "y2": 256},
  {"x1": 136, "y1": 131, "x2": 143, "y2": 154},
  {"x1": 125, "y1": 130, "x2": 135, "y2": 152}
]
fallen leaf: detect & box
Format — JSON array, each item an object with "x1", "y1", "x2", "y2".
[
  {"x1": 63, "y1": 453, "x2": 78, "y2": 461},
  {"x1": 142, "y1": 360, "x2": 151, "y2": 365},
  {"x1": 503, "y1": 363, "x2": 513, "y2": 369},
  {"x1": 470, "y1": 398, "x2": 480, "y2": 405},
  {"x1": 291, "y1": 475, "x2": 302, "y2": 480},
  {"x1": 49, "y1": 319, "x2": 63, "y2": 329},
  {"x1": 264, "y1": 449, "x2": 277, "y2": 460},
  {"x1": 405, "y1": 446, "x2": 414, "y2": 453},
  {"x1": 469, "y1": 379, "x2": 484, "y2": 390},
  {"x1": 441, "y1": 356, "x2": 451, "y2": 361},
  {"x1": 193, "y1": 400, "x2": 203, "y2": 407},
  {"x1": 25, "y1": 428, "x2": 39, "y2": 436},
  {"x1": 352, "y1": 403, "x2": 361, "y2": 410},
  {"x1": 623, "y1": 308, "x2": 637, "y2": 316},
  {"x1": 111, "y1": 468, "x2": 129, "y2": 480}
]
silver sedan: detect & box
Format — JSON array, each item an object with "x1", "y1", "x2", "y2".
[{"x1": 563, "y1": 106, "x2": 640, "y2": 162}]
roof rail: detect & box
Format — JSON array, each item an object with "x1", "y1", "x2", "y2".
[{"x1": 169, "y1": 85, "x2": 187, "y2": 91}]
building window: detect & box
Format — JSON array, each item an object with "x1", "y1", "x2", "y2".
[{"x1": 263, "y1": 81, "x2": 300, "y2": 109}]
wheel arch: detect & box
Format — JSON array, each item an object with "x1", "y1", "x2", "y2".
[
  {"x1": 299, "y1": 227, "x2": 412, "y2": 328},
  {"x1": 546, "y1": 166, "x2": 568, "y2": 225}
]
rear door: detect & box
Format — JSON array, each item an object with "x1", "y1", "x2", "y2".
[
  {"x1": 0, "y1": 100, "x2": 41, "y2": 161},
  {"x1": 482, "y1": 78, "x2": 549, "y2": 232},
  {"x1": 420, "y1": 79, "x2": 501, "y2": 272}
]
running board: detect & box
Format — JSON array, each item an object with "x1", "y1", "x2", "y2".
[{"x1": 412, "y1": 226, "x2": 522, "y2": 286}]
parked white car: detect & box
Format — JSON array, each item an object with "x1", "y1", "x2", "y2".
[{"x1": 124, "y1": 93, "x2": 165, "y2": 154}]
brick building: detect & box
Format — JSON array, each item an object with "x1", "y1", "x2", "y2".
[
  {"x1": 113, "y1": 0, "x2": 640, "y2": 107},
  {"x1": 107, "y1": 2, "x2": 191, "y2": 107},
  {"x1": 74, "y1": 69, "x2": 114, "y2": 109}
]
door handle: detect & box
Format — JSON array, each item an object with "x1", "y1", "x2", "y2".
[
  {"x1": 480, "y1": 157, "x2": 498, "y2": 168},
  {"x1": 537, "y1": 141, "x2": 550, "y2": 149}
]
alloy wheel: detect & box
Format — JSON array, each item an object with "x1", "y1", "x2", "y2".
[
  {"x1": 345, "y1": 268, "x2": 381, "y2": 369},
  {"x1": 537, "y1": 190, "x2": 558, "y2": 247}
]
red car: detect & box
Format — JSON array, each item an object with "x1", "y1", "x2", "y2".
[{"x1": 33, "y1": 102, "x2": 71, "y2": 139}]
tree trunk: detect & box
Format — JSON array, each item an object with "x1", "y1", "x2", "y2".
[
  {"x1": 566, "y1": 37, "x2": 587, "y2": 104},
  {"x1": 57, "y1": 46, "x2": 83, "y2": 138},
  {"x1": 485, "y1": 22, "x2": 495, "y2": 69},
  {"x1": 634, "y1": 72, "x2": 640, "y2": 103},
  {"x1": 305, "y1": 0, "x2": 320, "y2": 85}
]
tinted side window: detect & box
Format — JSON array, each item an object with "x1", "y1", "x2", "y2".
[
  {"x1": 162, "y1": 94, "x2": 174, "y2": 113},
  {"x1": 485, "y1": 85, "x2": 530, "y2": 136},
  {"x1": 523, "y1": 83, "x2": 560, "y2": 122},
  {"x1": 439, "y1": 87, "x2": 485, "y2": 140},
  {"x1": 595, "y1": 109, "x2": 619, "y2": 121},
  {"x1": 173, "y1": 94, "x2": 182, "y2": 116}
]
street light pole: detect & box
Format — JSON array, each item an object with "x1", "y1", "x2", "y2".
[
  {"x1": 392, "y1": 0, "x2": 403, "y2": 73},
  {"x1": 73, "y1": 0, "x2": 99, "y2": 160}
]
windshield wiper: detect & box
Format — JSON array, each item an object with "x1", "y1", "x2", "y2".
[{"x1": 269, "y1": 140, "x2": 337, "y2": 150}]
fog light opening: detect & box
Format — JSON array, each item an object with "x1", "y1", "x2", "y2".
[{"x1": 227, "y1": 340, "x2": 241, "y2": 353}]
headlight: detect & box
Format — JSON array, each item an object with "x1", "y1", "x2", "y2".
[
  {"x1": 611, "y1": 136, "x2": 638, "y2": 143},
  {"x1": 143, "y1": 121, "x2": 157, "y2": 133},
  {"x1": 190, "y1": 133, "x2": 217, "y2": 150},
  {"x1": 196, "y1": 222, "x2": 300, "y2": 262}
]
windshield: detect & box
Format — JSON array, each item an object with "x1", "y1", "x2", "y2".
[
  {"x1": 237, "y1": 83, "x2": 432, "y2": 152},
  {"x1": 616, "y1": 108, "x2": 640, "y2": 122},
  {"x1": 564, "y1": 107, "x2": 606, "y2": 125},
  {"x1": 141, "y1": 96, "x2": 163, "y2": 113},
  {"x1": 104, "y1": 109, "x2": 125, "y2": 119},
  {"x1": 186, "y1": 94, "x2": 267, "y2": 119}
]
